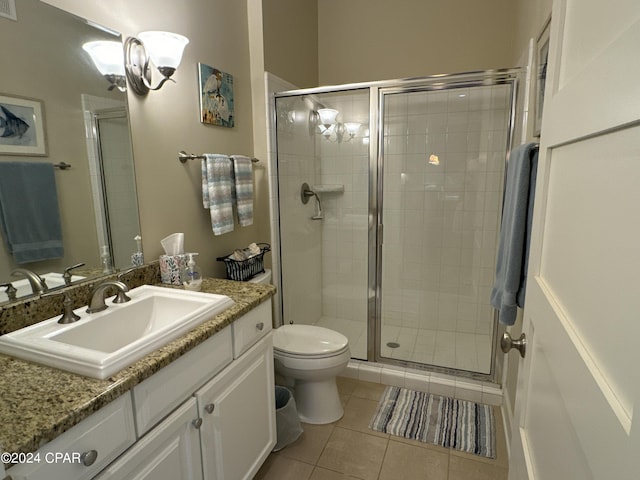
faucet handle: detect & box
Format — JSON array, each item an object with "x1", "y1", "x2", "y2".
[
  {"x1": 113, "y1": 269, "x2": 136, "y2": 304},
  {"x1": 41, "y1": 291, "x2": 81, "y2": 324},
  {"x1": 0, "y1": 283, "x2": 17, "y2": 301},
  {"x1": 63, "y1": 263, "x2": 85, "y2": 285}
]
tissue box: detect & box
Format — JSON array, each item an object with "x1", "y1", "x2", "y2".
[{"x1": 159, "y1": 254, "x2": 188, "y2": 285}]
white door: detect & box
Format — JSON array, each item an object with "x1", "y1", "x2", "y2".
[
  {"x1": 95, "y1": 398, "x2": 203, "y2": 480},
  {"x1": 509, "y1": 1, "x2": 640, "y2": 478}
]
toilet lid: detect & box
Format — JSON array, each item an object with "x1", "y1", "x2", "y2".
[{"x1": 273, "y1": 324, "x2": 349, "y2": 356}]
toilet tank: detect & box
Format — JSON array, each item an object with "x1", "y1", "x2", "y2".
[{"x1": 248, "y1": 269, "x2": 271, "y2": 285}]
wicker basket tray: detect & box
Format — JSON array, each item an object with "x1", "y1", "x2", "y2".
[{"x1": 216, "y1": 243, "x2": 271, "y2": 281}]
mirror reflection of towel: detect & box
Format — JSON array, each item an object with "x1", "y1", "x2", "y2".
[{"x1": 0, "y1": 162, "x2": 64, "y2": 263}]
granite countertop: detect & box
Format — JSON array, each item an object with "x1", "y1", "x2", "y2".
[{"x1": 0, "y1": 278, "x2": 275, "y2": 458}]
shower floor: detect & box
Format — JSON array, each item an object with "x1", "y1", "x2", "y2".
[{"x1": 315, "y1": 316, "x2": 492, "y2": 374}]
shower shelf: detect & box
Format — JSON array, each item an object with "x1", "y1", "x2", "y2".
[{"x1": 312, "y1": 184, "x2": 344, "y2": 194}]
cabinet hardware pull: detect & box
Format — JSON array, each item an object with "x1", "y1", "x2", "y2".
[
  {"x1": 204, "y1": 403, "x2": 215, "y2": 414},
  {"x1": 80, "y1": 449, "x2": 98, "y2": 467},
  {"x1": 192, "y1": 418, "x2": 203, "y2": 429},
  {"x1": 256, "y1": 322, "x2": 264, "y2": 331}
]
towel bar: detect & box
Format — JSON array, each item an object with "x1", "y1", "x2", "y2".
[{"x1": 178, "y1": 151, "x2": 259, "y2": 164}]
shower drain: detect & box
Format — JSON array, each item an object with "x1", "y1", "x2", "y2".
[{"x1": 386, "y1": 342, "x2": 400, "y2": 348}]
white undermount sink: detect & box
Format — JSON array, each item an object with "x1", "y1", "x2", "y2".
[{"x1": 0, "y1": 285, "x2": 234, "y2": 379}]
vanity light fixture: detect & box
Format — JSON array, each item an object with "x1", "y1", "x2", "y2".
[
  {"x1": 124, "y1": 31, "x2": 189, "y2": 96},
  {"x1": 82, "y1": 41, "x2": 127, "y2": 92}
]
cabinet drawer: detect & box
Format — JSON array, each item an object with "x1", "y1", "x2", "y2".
[
  {"x1": 232, "y1": 300, "x2": 272, "y2": 358},
  {"x1": 7, "y1": 393, "x2": 135, "y2": 480},
  {"x1": 133, "y1": 326, "x2": 232, "y2": 435}
]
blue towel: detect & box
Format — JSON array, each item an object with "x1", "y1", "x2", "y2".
[
  {"x1": 0, "y1": 162, "x2": 64, "y2": 263},
  {"x1": 202, "y1": 154, "x2": 234, "y2": 235},
  {"x1": 231, "y1": 155, "x2": 254, "y2": 227},
  {"x1": 490, "y1": 144, "x2": 539, "y2": 326}
]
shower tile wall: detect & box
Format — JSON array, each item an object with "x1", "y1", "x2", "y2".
[{"x1": 380, "y1": 85, "x2": 511, "y2": 374}]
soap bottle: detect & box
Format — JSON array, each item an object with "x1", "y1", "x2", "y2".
[
  {"x1": 182, "y1": 253, "x2": 202, "y2": 291},
  {"x1": 100, "y1": 245, "x2": 113, "y2": 274},
  {"x1": 131, "y1": 235, "x2": 144, "y2": 266}
]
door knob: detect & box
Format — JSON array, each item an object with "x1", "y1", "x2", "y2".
[{"x1": 501, "y1": 332, "x2": 526, "y2": 358}]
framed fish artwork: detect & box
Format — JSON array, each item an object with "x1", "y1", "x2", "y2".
[
  {"x1": 198, "y1": 63, "x2": 234, "y2": 128},
  {"x1": 0, "y1": 94, "x2": 47, "y2": 156}
]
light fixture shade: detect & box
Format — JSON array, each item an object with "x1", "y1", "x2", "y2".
[
  {"x1": 83, "y1": 41, "x2": 125, "y2": 76},
  {"x1": 344, "y1": 122, "x2": 361, "y2": 135},
  {"x1": 317, "y1": 108, "x2": 339, "y2": 125},
  {"x1": 138, "y1": 31, "x2": 189, "y2": 69}
]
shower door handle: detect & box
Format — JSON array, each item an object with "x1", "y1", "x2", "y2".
[
  {"x1": 501, "y1": 332, "x2": 526, "y2": 358},
  {"x1": 377, "y1": 224, "x2": 384, "y2": 244}
]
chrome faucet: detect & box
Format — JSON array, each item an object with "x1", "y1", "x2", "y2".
[
  {"x1": 11, "y1": 268, "x2": 48, "y2": 294},
  {"x1": 86, "y1": 280, "x2": 130, "y2": 313}
]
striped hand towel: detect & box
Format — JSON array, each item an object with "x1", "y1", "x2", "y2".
[
  {"x1": 202, "y1": 154, "x2": 234, "y2": 235},
  {"x1": 231, "y1": 155, "x2": 254, "y2": 227}
]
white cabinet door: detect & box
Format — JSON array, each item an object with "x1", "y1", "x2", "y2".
[
  {"x1": 95, "y1": 398, "x2": 203, "y2": 480},
  {"x1": 196, "y1": 334, "x2": 276, "y2": 480},
  {"x1": 508, "y1": 1, "x2": 640, "y2": 478}
]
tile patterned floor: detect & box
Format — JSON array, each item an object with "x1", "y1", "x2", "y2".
[{"x1": 254, "y1": 377, "x2": 508, "y2": 480}]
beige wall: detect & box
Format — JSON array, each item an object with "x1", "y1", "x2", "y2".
[
  {"x1": 513, "y1": 0, "x2": 553, "y2": 63},
  {"x1": 262, "y1": 0, "x2": 319, "y2": 88},
  {"x1": 318, "y1": 0, "x2": 518, "y2": 85},
  {"x1": 43, "y1": 0, "x2": 271, "y2": 278}
]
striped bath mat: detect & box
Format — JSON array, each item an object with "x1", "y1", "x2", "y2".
[{"x1": 369, "y1": 386, "x2": 496, "y2": 458}]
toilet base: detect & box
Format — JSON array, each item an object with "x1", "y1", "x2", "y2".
[{"x1": 294, "y1": 377, "x2": 343, "y2": 424}]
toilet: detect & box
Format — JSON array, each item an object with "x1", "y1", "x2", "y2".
[{"x1": 248, "y1": 270, "x2": 350, "y2": 424}]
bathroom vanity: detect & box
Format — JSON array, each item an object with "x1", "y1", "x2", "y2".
[{"x1": 0, "y1": 278, "x2": 276, "y2": 480}]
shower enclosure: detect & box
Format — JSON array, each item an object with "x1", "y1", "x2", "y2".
[{"x1": 273, "y1": 70, "x2": 518, "y2": 379}]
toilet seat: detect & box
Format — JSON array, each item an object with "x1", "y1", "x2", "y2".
[{"x1": 273, "y1": 324, "x2": 349, "y2": 358}]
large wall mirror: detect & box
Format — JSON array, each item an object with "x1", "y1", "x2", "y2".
[{"x1": 0, "y1": 0, "x2": 141, "y2": 304}]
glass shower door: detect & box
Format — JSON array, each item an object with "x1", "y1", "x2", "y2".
[
  {"x1": 378, "y1": 84, "x2": 513, "y2": 374},
  {"x1": 275, "y1": 89, "x2": 370, "y2": 360}
]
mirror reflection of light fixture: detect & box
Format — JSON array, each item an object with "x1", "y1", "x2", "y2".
[
  {"x1": 344, "y1": 122, "x2": 361, "y2": 140},
  {"x1": 308, "y1": 105, "x2": 365, "y2": 143},
  {"x1": 124, "y1": 31, "x2": 189, "y2": 96},
  {"x1": 317, "y1": 108, "x2": 339, "y2": 127},
  {"x1": 82, "y1": 41, "x2": 126, "y2": 92}
]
